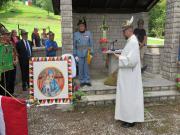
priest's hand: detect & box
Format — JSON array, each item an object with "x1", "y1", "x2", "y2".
[
  {"x1": 75, "y1": 56, "x2": 79, "y2": 62},
  {"x1": 113, "y1": 52, "x2": 120, "y2": 58},
  {"x1": 139, "y1": 42, "x2": 144, "y2": 49}
]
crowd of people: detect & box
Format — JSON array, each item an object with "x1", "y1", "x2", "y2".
[{"x1": 0, "y1": 27, "x2": 59, "y2": 96}]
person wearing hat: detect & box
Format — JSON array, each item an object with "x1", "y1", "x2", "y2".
[
  {"x1": 73, "y1": 17, "x2": 94, "y2": 87},
  {"x1": 113, "y1": 17, "x2": 144, "y2": 128},
  {"x1": 134, "y1": 19, "x2": 147, "y2": 73},
  {"x1": 16, "y1": 29, "x2": 32, "y2": 91},
  {"x1": 0, "y1": 31, "x2": 18, "y2": 96},
  {"x1": 0, "y1": 23, "x2": 9, "y2": 36}
]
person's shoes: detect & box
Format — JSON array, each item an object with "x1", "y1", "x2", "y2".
[
  {"x1": 80, "y1": 83, "x2": 85, "y2": 87},
  {"x1": 85, "y1": 83, "x2": 92, "y2": 87},
  {"x1": 121, "y1": 122, "x2": 135, "y2": 128},
  {"x1": 141, "y1": 65, "x2": 148, "y2": 73},
  {"x1": 23, "y1": 87, "x2": 27, "y2": 91},
  {"x1": 23, "y1": 82, "x2": 29, "y2": 91}
]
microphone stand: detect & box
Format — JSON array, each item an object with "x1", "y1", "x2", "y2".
[{"x1": 110, "y1": 40, "x2": 117, "y2": 51}]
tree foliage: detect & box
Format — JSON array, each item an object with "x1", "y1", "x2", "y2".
[
  {"x1": 149, "y1": 0, "x2": 166, "y2": 38},
  {"x1": 32, "y1": 0, "x2": 53, "y2": 15},
  {"x1": 0, "y1": 0, "x2": 15, "y2": 9}
]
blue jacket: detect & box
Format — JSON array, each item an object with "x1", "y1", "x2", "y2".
[
  {"x1": 73, "y1": 31, "x2": 94, "y2": 58},
  {"x1": 45, "y1": 39, "x2": 58, "y2": 57}
]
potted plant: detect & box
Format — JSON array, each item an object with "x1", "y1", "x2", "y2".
[
  {"x1": 176, "y1": 74, "x2": 180, "y2": 90},
  {"x1": 72, "y1": 82, "x2": 85, "y2": 105}
]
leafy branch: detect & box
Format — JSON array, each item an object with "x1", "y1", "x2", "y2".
[{"x1": 100, "y1": 16, "x2": 109, "y2": 31}]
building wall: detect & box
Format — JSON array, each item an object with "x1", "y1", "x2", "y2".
[
  {"x1": 160, "y1": 0, "x2": 180, "y2": 80},
  {"x1": 73, "y1": 12, "x2": 149, "y2": 69},
  {"x1": 60, "y1": 0, "x2": 73, "y2": 54}
]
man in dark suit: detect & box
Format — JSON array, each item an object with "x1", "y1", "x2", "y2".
[{"x1": 16, "y1": 30, "x2": 32, "y2": 91}]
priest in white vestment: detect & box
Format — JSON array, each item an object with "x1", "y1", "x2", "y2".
[{"x1": 114, "y1": 17, "x2": 144, "y2": 128}]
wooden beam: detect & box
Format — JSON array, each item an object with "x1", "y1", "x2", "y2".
[
  {"x1": 105, "y1": 0, "x2": 111, "y2": 8},
  {"x1": 52, "y1": 0, "x2": 60, "y2": 15},
  {"x1": 89, "y1": 0, "x2": 94, "y2": 8},
  {"x1": 73, "y1": 0, "x2": 78, "y2": 7},
  {"x1": 73, "y1": 7, "x2": 146, "y2": 14},
  {"x1": 146, "y1": 0, "x2": 160, "y2": 11},
  {"x1": 133, "y1": 0, "x2": 140, "y2": 8},
  {"x1": 52, "y1": 0, "x2": 159, "y2": 15},
  {"x1": 119, "y1": 0, "x2": 127, "y2": 7}
]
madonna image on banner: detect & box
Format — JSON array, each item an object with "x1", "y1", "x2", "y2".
[
  {"x1": 29, "y1": 57, "x2": 73, "y2": 105},
  {"x1": 37, "y1": 67, "x2": 64, "y2": 97}
]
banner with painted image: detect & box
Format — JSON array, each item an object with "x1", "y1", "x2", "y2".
[{"x1": 29, "y1": 57, "x2": 73, "y2": 105}]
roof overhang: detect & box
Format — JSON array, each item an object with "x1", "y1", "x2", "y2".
[{"x1": 52, "y1": 0, "x2": 160, "y2": 15}]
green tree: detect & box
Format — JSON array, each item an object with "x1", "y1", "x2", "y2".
[
  {"x1": 149, "y1": 0, "x2": 166, "y2": 38},
  {"x1": 42, "y1": 0, "x2": 53, "y2": 15},
  {"x1": 0, "y1": 0, "x2": 14, "y2": 10},
  {"x1": 33, "y1": 0, "x2": 53, "y2": 15}
]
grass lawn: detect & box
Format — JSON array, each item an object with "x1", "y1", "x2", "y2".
[
  {"x1": 0, "y1": 1, "x2": 62, "y2": 46},
  {"x1": 147, "y1": 37, "x2": 164, "y2": 46}
]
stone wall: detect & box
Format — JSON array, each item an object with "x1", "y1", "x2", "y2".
[
  {"x1": 161, "y1": 0, "x2": 180, "y2": 80},
  {"x1": 32, "y1": 47, "x2": 62, "y2": 57},
  {"x1": 60, "y1": 0, "x2": 73, "y2": 54},
  {"x1": 144, "y1": 52, "x2": 160, "y2": 74},
  {"x1": 144, "y1": 47, "x2": 164, "y2": 74},
  {"x1": 73, "y1": 12, "x2": 149, "y2": 69}
]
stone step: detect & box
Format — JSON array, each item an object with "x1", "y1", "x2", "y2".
[
  {"x1": 80, "y1": 90, "x2": 180, "y2": 106},
  {"x1": 81, "y1": 85, "x2": 177, "y2": 95},
  {"x1": 81, "y1": 73, "x2": 177, "y2": 95}
]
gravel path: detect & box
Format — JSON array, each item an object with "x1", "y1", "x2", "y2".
[
  {"x1": 27, "y1": 102, "x2": 180, "y2": 135},
  {"x1": 13, "y1": 84, "x2": 180, "y2": 135}
]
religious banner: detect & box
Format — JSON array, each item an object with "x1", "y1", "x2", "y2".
[{"x1": 29, "y1": 57, "x2": 73, "y2": 105}]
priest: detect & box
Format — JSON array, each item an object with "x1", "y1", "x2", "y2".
[{"x1": 114, "y1": 17, "x2": 144, "y2": 128}]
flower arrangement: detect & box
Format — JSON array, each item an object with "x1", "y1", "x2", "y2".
[
  {"x1": 176, "y1": 74, "x2": 180, "y2": 90},
  {"x1": 100, "y1": 16, "x2": 109, "y2": 32},
  {"x1": 99, "y1": 38, "x2": 108, "y2": 44},
  {"x1": 72, "y1": 81, "x2": 85, "y2": 105},
  {"x1": 99, "y1": 16, "x2": 109, "y2": 52}
]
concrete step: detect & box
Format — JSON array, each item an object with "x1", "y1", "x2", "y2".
[
  {"x1": 82, "y1": 85, "x2": 177, "y2": 95},
  {"x1": 80, "y1": 72, "x2": 177, "y2": 96},
  {"x1": 81, "y1": 78, "x2": 177, "y2": 95},
  {"x1": 80, "y1": 90, "x2": 180, "y2": 106}
]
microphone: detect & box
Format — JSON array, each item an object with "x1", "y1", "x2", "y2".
[
  {"x1": 110, "y1": 40, "x2": 117, "y2": 43},
  {"x1": 114, "y1": 40, "x2": 117, "y2": 42}
]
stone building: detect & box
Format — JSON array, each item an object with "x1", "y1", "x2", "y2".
[{"x1": 52, "y1": 0, "x2": 179, "y2": 81}]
